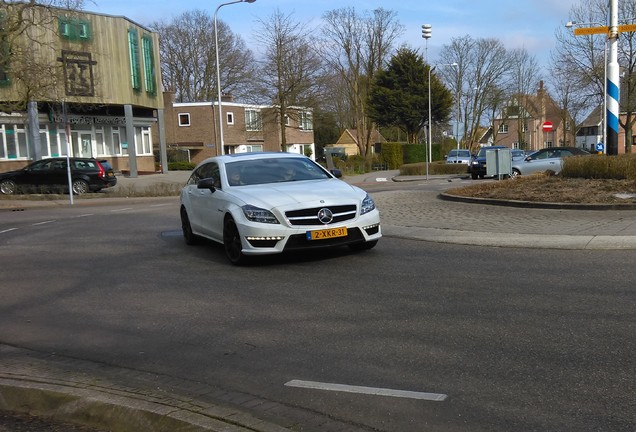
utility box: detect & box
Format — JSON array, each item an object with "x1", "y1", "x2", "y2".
[{"x1": 486, "y1": 148, "x2": 512, "y2": 179}]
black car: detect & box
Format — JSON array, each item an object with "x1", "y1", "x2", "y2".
[
  {"x1": 467, "y1": 146, "x2": 511, "y2": 179},
  {"x1": 0, "y1": 157, "x2": 117, "y2": 195}
]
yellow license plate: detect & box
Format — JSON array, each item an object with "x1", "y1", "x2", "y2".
[{"x1": 307, "y1": 227, "x2": 348, "y2": 240}]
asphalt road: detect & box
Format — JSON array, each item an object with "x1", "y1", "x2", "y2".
[{"x1": 1, "y1": 195, "x2": 635, "y2": 431}]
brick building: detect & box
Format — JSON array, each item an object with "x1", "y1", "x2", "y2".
[{"x1": 158, "y1": 91, "x2": 315, "y2": 166}]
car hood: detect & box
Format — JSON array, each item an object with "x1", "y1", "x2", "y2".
[{"x1": 228, "y1": 179, "x2": 366, "y2": 209}]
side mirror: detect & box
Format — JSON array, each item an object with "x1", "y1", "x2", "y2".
[
  {"x1": 197, "y1": 177, "x2": 217, "y2": 192},
  {"x1": 330, "y1": 169, "x2": 343, "y2": 178}
]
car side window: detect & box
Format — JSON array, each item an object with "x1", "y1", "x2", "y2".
[
  {"x1": 187, "y1": 162, "x2": 221, "y2": 189},
  {"x1": 31, "y1": 160, "x2": 52, "y2": 171}
]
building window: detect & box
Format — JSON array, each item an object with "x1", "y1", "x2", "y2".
[
  {"x1": 521, "y1": 122, "x2": 528, "y2": 132},
  {"x1": 58, "y1": 17, "x2": 91, "y2": 41},
  {"x1": 178, "y1": 113, "x2": 190, "y2": 126},
  {"x1": 226, "y1": 112, "x2": 234, "y2": 125},
  {"x1": 0, "y1": 124, "x2": 28, "y2": 160},
  {"x1": 284, "y1": 114, "x2": 290, "y2": 126},
  {"x1": 499, "y1": 124, "x2": 509, "y2": 133},
  {"x1": 299, "y1": 111, "x2": 313, "y2": 130},
  {"x1": 127, "y1": 28, "x2": 141, "y2": 91},
  {"x1": 245, "y1": 109, "x2": 262, "y2": 131},
  {"x1": 245, "y1": 144, "x2": 263, "y2": 152},
  {"x1": 0, "y1": 16, "x2": 10, "y2": 87},
  {"x1": 141, "y1": 34, "x2": 156, "y2": 95}
]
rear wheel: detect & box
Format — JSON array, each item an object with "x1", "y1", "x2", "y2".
[
  {"x1": 511, "y1": 168, "x2": 521, "y2": 179},
  {"x1": 180, "y1": 207, "x2": 201, "y2": 245},
  {"x1": 223, "y1": 217, "x2": 248, "y2": 265},
  {"x1": 72, "y1": 179, "x2": 89, "y2": 195},
  {"x1": 471, "y1": 173, "x2": 478, "y2": 180},
  {"x1": 0, "y1": 179, "x2": 16, "y2": 195}
]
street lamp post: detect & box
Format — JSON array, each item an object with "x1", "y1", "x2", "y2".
[
  {"x1": 214, "y1": 0, "x2": 256, "y2": 156},
  {"x1": 422, "y1": 24, "x2": 432, "y2": 179}
]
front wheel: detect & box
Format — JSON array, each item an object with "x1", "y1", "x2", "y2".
[
  {"x1": 511, "y1": 169, "x2": 521, "y2": 179},
  {"x1": 223, "y1": 217, "x2": 248, "y2": 265},
  {"x1": 72, "y1": 179, "x2": 89, "y2": 195},
  {"x1": 180, "y1": 207, "x2": 201, "y2": 245},
  {"x1": 0, "y1": 179, "x2": 17, "y2": 195}
]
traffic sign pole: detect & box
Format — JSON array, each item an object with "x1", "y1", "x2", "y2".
[{"x1": 607, "y1": 0, "x2": 619, "y2": 155}]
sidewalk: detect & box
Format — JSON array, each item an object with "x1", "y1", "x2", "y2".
[{"x1": 3, "y1": 169, "x2": 636, "y2": 431}]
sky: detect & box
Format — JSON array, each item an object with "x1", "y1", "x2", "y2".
[{"x1": 89, "y1": 0, "x2": 581, "y2": 71}]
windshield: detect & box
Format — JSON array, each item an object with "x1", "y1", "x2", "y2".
[
  {"x1": 449, "y1": 150, "x2": 470, "y2": 157},
  {"x1": 225, "y1": 158, "x2": 331, "y2": 186}
]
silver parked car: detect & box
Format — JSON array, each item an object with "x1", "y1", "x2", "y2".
[
  {"x1": 445, "y1": 149, "x2": 472, "y2": 164},
  {"x1": 511, "y1": 147, "x2": 590, "y2": 178},
  {"x1": 180, "y1": 152, "x2": 382, "y2": 265}
]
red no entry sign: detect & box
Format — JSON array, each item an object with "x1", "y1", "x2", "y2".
[{"x1": 542, "y1": 121, "x2": 553, "y2": 132}]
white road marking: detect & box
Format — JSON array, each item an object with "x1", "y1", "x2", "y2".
[
  {"x1": 110, "y1": 208, "x2": 133, "y2": 212},
  {"x1": 285, "y1": 380, "x2": 448, "y2": 401},
  {"x1": 72, "y1": 214, "x2": 94, "y2": 218},
  {"x1": 0, "y1": 228, "x2": 18, "y2": 234},
  {"x1": 32, "y1": 220, "x2": 55, "y2": 226},
  {"x1": 150, "y1": 203, "x2": 173, "y2": 207},
  {"x1": 376, "y1": 178, "x2": 388, "y2": 182}
]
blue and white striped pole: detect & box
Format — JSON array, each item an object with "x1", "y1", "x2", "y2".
[{"x1": 607, "y1": 0, "x2": 619, "y2": 155}]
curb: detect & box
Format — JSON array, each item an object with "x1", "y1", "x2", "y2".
[
  {"x1": 0, "y1": 376, "x2": 288, "y2": 432},
  {"x1": 439, "y1": 192, "x2": 636, "y2": 210}
]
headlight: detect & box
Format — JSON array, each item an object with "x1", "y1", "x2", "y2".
[
  {"x1": 361, "y1": 194, "x2": 376, "y2": 215},
  {"x1": 242, "y1": 205, "x2": 280, "y2": 224}
]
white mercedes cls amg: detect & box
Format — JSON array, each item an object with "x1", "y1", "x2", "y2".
[{"x1": 180, "y1": 152, "x2": 381, "y2": 265}]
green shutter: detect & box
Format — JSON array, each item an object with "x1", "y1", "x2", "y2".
[
  {"x1": 128, "y1": 28, "x2": 141, "y2": 91},
  {"x1": 141, "y1": 35, "x2": 156, "y2": 95}
]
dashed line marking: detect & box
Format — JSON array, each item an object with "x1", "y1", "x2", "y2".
[
  {"x1": 284, "y1": 380, "x2": 448, "y2": 401},
  {"x1": 32, "y1": 220, "x2": 56, "y2": 226},
  {"x1": 72, "y1": 214, "x2": 94, "y2": 218},
  {"x1": 110, "y1": 208, "x2": 133, "y2": 212},
  {"x1": 0, "y1": 228, "x2": 18, "y2": 234}
]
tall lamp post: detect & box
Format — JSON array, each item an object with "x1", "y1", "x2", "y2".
[
  {"x1": 214, "y1": 0, "x2": 256, "y2": 156},
  {"x1": 422, "y1": 24, "x2": 432, "y2": 178}
]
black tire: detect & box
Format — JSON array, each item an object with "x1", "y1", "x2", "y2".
[
  {"x1": 0, "y1": 179, "x2": 17, "y2": 195},
  {"x1": 349, "y1": 240, "x2": 378, "y2": 251},
  {"x1": 471, "y1": 173, "x2": 478, "y2": 180},
  {"x1": 223, "y1": 217, "x2": 247, "y2": 265},
  {"x1": 511, "y1": 169, "x2": 521, "y2": 179},
  {"x1": 72, "y1": 179, "x2": 89, "y2": 195},
  {"x1": 180, "y1": 206, "x2": 201, "y2": 245}
]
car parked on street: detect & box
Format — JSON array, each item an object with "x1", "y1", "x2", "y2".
[
  {"x1": 0, "y1": 157, "x2": 117, "y2": 195},
  {"x1": 511, "y1": 147, "x2": 590, "y2": 178},
  {"x1": 445, "y1": 149, "x2": 472, "y2": 164},
  {"x1": 468, "y1": 146, "x2": 510, "y2": 179},
  {"x1": 180, "y1": 152, "x2": 382, "y2": 265}
]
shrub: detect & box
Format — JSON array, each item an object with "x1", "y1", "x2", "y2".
[
  {"x1": 399, "y1": 161, "x2": 468, "y2": 175},
  {"x1": 168, "y1": 161, "x2": 196, "y2": 171},
  {"x1": 562, "y1": 154, "x2": 636, "y2": 180}
]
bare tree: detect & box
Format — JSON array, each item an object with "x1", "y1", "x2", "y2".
[
  {"x1": 439, "y1": 36, "x2": 509, "y2": 152},
  {"x1": 253, "y1": 9, "x2": 323, "y2": 150},
  {"x1": 553, "y1": 0, "x2": 636, "y2": 153},
  {"x1": 507, "y1": 47, "x2": 542, "y2": 148},
  {"x1": 150, "y1": 10, "x2": 256, "y2": 103},
  {"x1": 321, "y1": 7, "x2": 403, "y2": 158},
  {"x1": 0, "y1": 0, "x2": 87, "y2": 112}
]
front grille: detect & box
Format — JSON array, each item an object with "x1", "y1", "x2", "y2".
[{"x1": 285, "y1": 205, "x2": 357, "y2": 226}]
